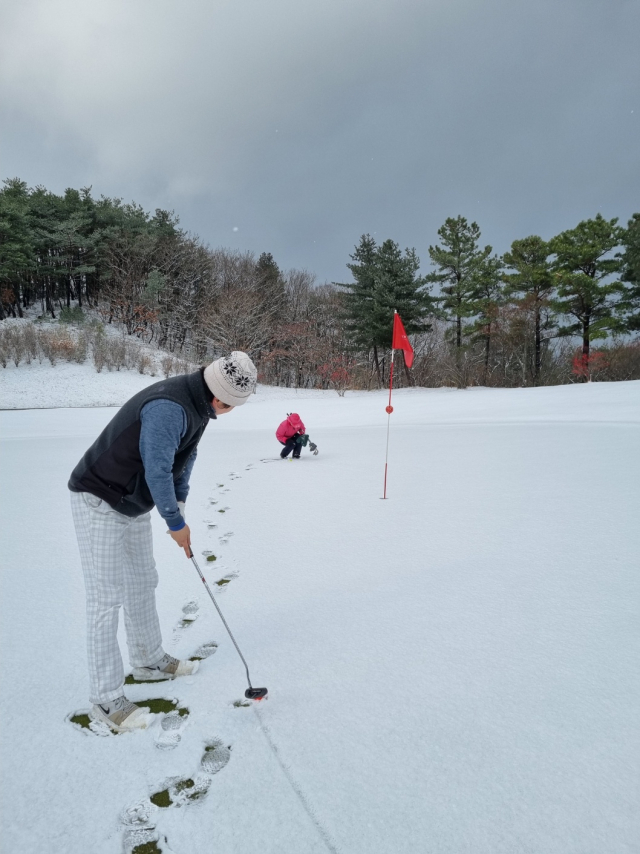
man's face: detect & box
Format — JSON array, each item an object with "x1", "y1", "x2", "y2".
[{"x1": 212, "y1": 396, "x2": 235, "y2": 416}]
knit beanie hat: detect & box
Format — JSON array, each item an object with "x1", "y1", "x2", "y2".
[{"x1": 203, "y1": 351, "x2": 257, "y2": 406}]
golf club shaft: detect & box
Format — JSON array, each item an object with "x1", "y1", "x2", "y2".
[{"x1": 189, "y1": 552, "x2": 254, "y2": 689}]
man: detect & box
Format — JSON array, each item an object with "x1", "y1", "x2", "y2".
[{"x1": 68, "y1": 351, "x2": 257, "y2": 732}]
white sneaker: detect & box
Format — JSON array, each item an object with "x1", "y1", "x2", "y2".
[
  {"x1": 132, "y1": 653, "x2": 199, "y2": 682},
  {"x1": 90, "y1": 696, "x2": 151, "y2": 733}
]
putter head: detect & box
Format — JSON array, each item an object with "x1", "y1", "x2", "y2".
[{"x1": 245, "y1": 687, "x2": 268, "y2": 701}]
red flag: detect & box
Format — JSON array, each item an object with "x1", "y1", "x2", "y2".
[{"x1": 392, "y1": 312, "x2": 414, "y2": 368}]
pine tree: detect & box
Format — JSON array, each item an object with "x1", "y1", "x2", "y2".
[
  {"x1": 50, "y1": 210, "x2": 96, "y2": 309},
  {"x1": 0, "y1": 179, "x2": 33, "y2": 319},
  {"x1": 341, "y1": 235, "x2": 432, "y2": 384},
  {"x1": 26, "y1": 185, "x2": 68, "y2": 317},
  {"x1": 256, "y1": 251, "x2": 285, "y2": 320},
  {"x1": 426, "y1": 217, "x2": 492, "y2": 357},
  {"x1": 466, "y1": 254, "x2": 503, "y2": 384},
  {"x1": 342, "y1": 234, "x2": 378, "y2": 346},
  {"x1": 256, "y1": 251, "x2": 280, "y2": 288},
  {"x1": 503, "y1": 236, "x2": 555, "y2": 384},
  {"x1": 550, "y1": 214, "x2": 626, "y2": 378},
  {"x1": 370, "y1": 240, "x2": 431, "y2": 342},
  {"x1": 619, "y1": 213, "x2": 640, "y2": 332}
]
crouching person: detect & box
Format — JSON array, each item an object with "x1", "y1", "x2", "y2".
[
  {"x1": 68, "y1": 352, "x2": 257, "y2": 732},
  {"x1": 276, "y1": 412, "x2": 307, "y2": 459},
  {"x1": 276, "y1": 412, "x2": 318, "y2": 459}
]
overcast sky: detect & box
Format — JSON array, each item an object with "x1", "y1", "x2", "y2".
[{"x1": 1, "y1": 0, "x2": 638, "y2": 283}]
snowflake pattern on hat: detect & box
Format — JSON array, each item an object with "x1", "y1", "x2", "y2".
[
  {"x1": 204, "y1": 350, "x2": 256, "y2": 405},
  {"x1": 221, "y1": 357, "x2": 253, "y2": 390}
]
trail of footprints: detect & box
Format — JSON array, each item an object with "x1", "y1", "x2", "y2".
[
  {"x1": 120, "y1": 472, "x2": 244, "y2": 851},
  {"x1": 171, "y1": 474, "x2": 239, "y2": 643},
  {"x1": 68, "y1": 471, "x2": 253, "y2": 852},
  {"x1": 146, "y1": 471, "x2": 248, "y2": 852},
  {"x1": 201, "y1": 472, "x2": 240, "y2": 591}
]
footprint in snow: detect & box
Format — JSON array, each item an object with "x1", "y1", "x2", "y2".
[
  {"x1": 229, "y1": 471, "x2": 241, "y2": 480},
  {"x1": 170, "y1": 600, "x2": 199, "y2": 643},
  {"x1": 121, "y1": 799, "x2": 160, "y2": 854},
  {"x1": 154, "y1": 709, "x2": 189, "y2": 751},
  {"x1": 212, "y1": 571, "x2": 238, "y2": 590},
  {"x1": 219, "y1": 531, "x2": 234, "y2": 545},
  {"x1": 191, "y1": 641, "x2": 218, "y2": 660},
  {"x1": 120, "y1": 739, "x2": 231, "y2": 852},
  {"x1": 122, "y1": 825, "x2": 175, "y2": 854},
  {"x1": 200, "y1": 739, "x2": 232, "y2": 775},
  {"x1": 181, "y1": 600, "x2": 199, "y2": 622},
  {"x1": 120, "y1": 799, "x2": 179, "y2": 854}
]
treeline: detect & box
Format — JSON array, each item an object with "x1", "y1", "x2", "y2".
[
  {"x1": 341, "y1": 215, "x2": 640, "y2": 386},
  {"x1": 1, "y1": 177, "x2": 639, "y2": 388},
  {"x1": 0, "y1": 178, "x2": 348, "y2": 388}
]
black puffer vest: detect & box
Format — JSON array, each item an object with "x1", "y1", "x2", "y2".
[{"x1": 68, "y1": 369, "x2": 214, "y2": 517}]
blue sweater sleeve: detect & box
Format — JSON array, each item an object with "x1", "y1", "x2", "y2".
[
  {"x1": 174, "y1": 448, "x2": 197, "y2": 503},
  {"x1": 140, "y1": 400, "x2": 190, "y2": 530}
]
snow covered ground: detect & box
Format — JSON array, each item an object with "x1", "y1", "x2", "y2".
[{"x1": 1, "y1": 363, "x2": 639, "y2": 854}]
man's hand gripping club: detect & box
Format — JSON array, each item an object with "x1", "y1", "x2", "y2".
[
  {"x1": 170, "y1": 524, "x2": 192, "y2": 558},
  {"x1": 167, "y1": 500, "x2": 191, "y2": 557}
]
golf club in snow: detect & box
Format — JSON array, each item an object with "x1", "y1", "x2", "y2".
[{"x1": 188, "y1": 550, "x2": 268, "y2": 700}]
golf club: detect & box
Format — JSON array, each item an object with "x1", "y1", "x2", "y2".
[{"x1": 188, "y1": 550, "x2": 268, "y2": 700}]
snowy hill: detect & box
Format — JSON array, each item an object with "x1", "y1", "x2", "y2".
[{"x1": 1, "y1": 364, "x2": 639, "y2": 854}]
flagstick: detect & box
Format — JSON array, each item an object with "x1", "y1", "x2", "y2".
[
  {"x1": 382, "y1": 309, "x2": 414, "y2": 500},
  {"x1": 382, "y1": 348, "x2": 395, "y2": 499}
]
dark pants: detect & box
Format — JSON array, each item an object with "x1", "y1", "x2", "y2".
[{"x1": 279, "y1": 438, "x2": 301, "y2": 458}]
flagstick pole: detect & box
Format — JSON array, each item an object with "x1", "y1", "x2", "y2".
[{"x1": 383, "y1": 347, "x2": 395, "y2": 499}]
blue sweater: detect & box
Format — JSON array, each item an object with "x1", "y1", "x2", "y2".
[{"x1": 140, "y1": 399, "x2": 199, "y2": 531}]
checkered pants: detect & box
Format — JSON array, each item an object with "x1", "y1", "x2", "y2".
[{"x1": 70, "y1": 491, "x2": 164, "y2": 704}]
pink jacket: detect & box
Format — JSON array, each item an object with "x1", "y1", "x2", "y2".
[{"x1": 276, "y1": 413, "x2": 305, "y2": 443}]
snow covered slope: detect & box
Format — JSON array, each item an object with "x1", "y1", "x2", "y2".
[{"x1": 1, "y1": 367, "x2": 639, "y2": 854}]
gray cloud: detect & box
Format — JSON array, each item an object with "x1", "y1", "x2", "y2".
[{"x1": 1, "y1": 0, "x2": 638, "y2": 282}]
